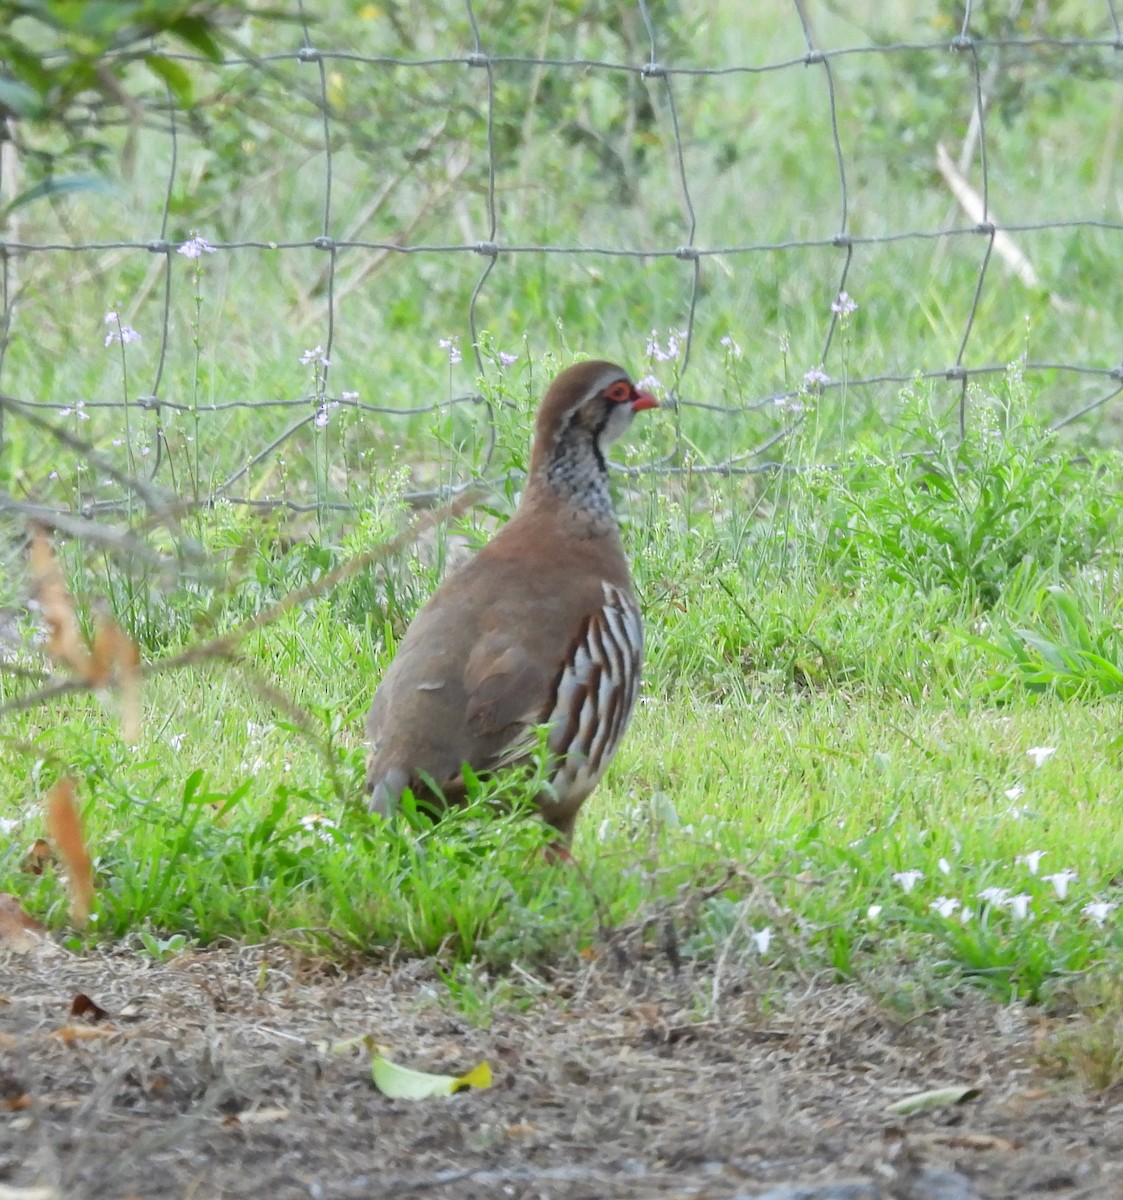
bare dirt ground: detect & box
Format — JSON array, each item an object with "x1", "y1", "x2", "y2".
[{"x1": 2, "y1": 937, "x2": 1122, "y2": 1200}]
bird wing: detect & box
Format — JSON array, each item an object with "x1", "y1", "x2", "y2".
[{"x1": 463, "y1": 627, "x2": 556, "y2": 742}]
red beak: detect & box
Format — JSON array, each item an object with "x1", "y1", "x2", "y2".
[{"x1": 631, "y1": 390, "x2": 659, "y2": 412}]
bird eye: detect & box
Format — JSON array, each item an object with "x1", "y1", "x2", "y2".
[{"x1": 604, "y1": 381, "x2": 632, "y2": 403}]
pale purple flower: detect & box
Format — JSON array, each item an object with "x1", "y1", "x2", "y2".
[
  {"x1": 831, "y1": 291, "x2": 858, "y2": 316},
  {"x1": 1017, "y1": 851, "x2": 1046, "y2": 875},
  {"x1": 636, "y1": 374, "x2": 662, "y2": 393},
  {"x1": 774, "y1": 395, "x2": 805, "y2": 414},
  {"x1": 646, "y1": 328, "x2": 684, "y2": 363},
  {"x1": 892, "y1": 869, "x2": 924, "y2": 894},
  {"x1": 104, "y1": 312, "x2": 141, "y2": 347},
  {"x1": 177, "y1": 234, "x2": 216, "y2": 259},
  {"x1": 719, "y1": 334, "x2": 742, "y2": 359},
  {"x1": 1004, "y1": 893, "x2": 1033, "y2": 920},
  {"x1": 313, "y1": 401, "x2": 339, "y2": 429},
  {"x1": 438, "y1": 336, "x2": 462, "y2": 366},
  {"x1": 341, "y1": 390, "x2": 359, "y2": 401},
  {"x1": 497, "y1": 351, "x2": 518, "y2": 367},
  {"x1": 1043, "y1": 869, "x2": 1077, "y2": 900},
  {"x1": 299, "y1": 345, "x2": 330, "y2": 367},
  {"x1": 751, "y1": 927, "x2": 773, "y2": 955},
  {"x1": 977, "y1": 886, "x2": 1010, "y2": 906},
  {"x1": 1082, "y1": 900, "x2": 1116, "y2": 928},
  {"x1": 930, "y1": 896, "x2": 960, "y2": 919},
  {"x1": 1026, "y1": 746, "x2": 1056, "y2": 768},
  {"x1": 803, "y1": 366, "x2": 830, "y2": 387}
]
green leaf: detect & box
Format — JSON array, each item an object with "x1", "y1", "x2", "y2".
[
  {"x1": 886, "y1": 1085, "x2": 980, "y2": 1116},
  {"x1": 371, "y1": 1056, "x2": 492, "y2": 1100},
  {"x1": 2, "y1": 174, "x2": 115, "y2": 217},
  {"x1": 144, "y1": 53, "x2": 194, "y2": 106},
  {"x1": 167, "y1": 15, "x2": 224, "y2": 62},
  {"x1": 0, "y1": 77, "x2": 43, "y2": 117}
]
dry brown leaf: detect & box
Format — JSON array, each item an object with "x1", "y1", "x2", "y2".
[
  {"x1": 28, "y1": 533, "x2": 93, "y2": 681},
  {"x1": 45, "y1": 779, "x2": 94, "y2": 926},
  {"x1": 92, "y1": 611, "x2": 142, "y2": 741},
  {"x1": 222, "y1": 1106, "x2": 291, "y2": 1126},
  {"x1": 69, "y1": 993, "x2": 111, "y2": 1022},
  {"x1": 926, "y1": 1131, "x2": 1018, "y2": 1152},
  {"x1": 27, "y1": 533, "x2": 143, "y2": 741},
  {"x1": 49, "y1": 1024, "x2": 116, "y2": 1042},
  {"x1": 20, "y1": 839, "x2": 52, "y2": 875},
  {"x1": 0, "y1": 893, "x2": 49, "y2": 953}
]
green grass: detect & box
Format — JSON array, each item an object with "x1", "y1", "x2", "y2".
[
  {"x1": 2, "y1": 4, "x2": 1123, "y2": 1015},
  {"x1": 4, "y1": 379, "x2": 1123, "y2": 1009}
]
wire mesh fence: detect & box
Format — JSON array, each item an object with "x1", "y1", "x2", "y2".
[{"x1": 1, "y1": 0, "x2": 1122, "y2": 532}]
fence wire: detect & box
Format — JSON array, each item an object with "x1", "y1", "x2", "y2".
[{"x1": 1, "y1": 1, "x2": 1122, "y2": 532}]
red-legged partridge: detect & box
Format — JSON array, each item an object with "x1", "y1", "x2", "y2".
[{"x1": 366, "y1": 359, "x2": 657, "y2": 843}]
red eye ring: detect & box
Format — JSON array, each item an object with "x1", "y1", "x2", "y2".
[{"x1": 604, "y1": 381, "x2": 632, "y2": 403}]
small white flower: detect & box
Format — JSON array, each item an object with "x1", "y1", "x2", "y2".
[
  {"x1": 751, "y1": 927, "x2": 773, "y2": 955},
  {"x1": 938, "y1": 857, "x2": 952, "y2": 876},
  {"x1": 298, "y1": 814, "x2": 338, "y2": 844},
  {"x1": 0, "y1": 816, "x2": 20, "y2": 835},
  {"x1": 960, "y1": 906, "x2": 974, "y2": 924},
  {"x1": 830, "y1": 291, "x2": 858, "y2": 316},
  {"x1": 168, "y1": 732, "x2": 187, "y2": 752},
  {"x1": 299, "y1": 345, "x2": 330, "y2": 366},
  {"x1": 340, "y1": 390, "x2": 359, "y2": 401},
  {"x1": 867, "y1": 905, "x2": 882, "y2": 920},
  {"x1": 1043, "y1": 869, "x2": 1077, "y2": 900},
  {"x1": 1082, "y1": 900, "x2": 1116, "y2": 928},
  {"x1": 977, "y1": 886, "x2": 1011, "y2": 906},
  {"x1": 1026, "y1": 746, "x2": 1056, "y2": 768},
  {"x1": 1005, "y1": 784, "x2": 1026, "y2": 801},
  {"x1": 1005, "y1": 893, "x2": 1033, "y2": 920},
  {"x1": 719, "y1": 334, "x2": 742, "y2": 358},
  {"x1": 930, "y1": 896, "x2": 960, "y2": 919},
  {"x1": 892, "y1": 869, "x2": 924, "y2": 894},
  {"x1": 1017, "y1": 850, "x2": 1046, "y2": 875},
  {"x1": 636, "y1": 374, "x2": 661, "y2": 393},
  {"x1": 596, "y1": 818, "x2": 612, "y2": 843},
  {"x1": 314, "y1": 406, "x2": 330, "y2": 429}
]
